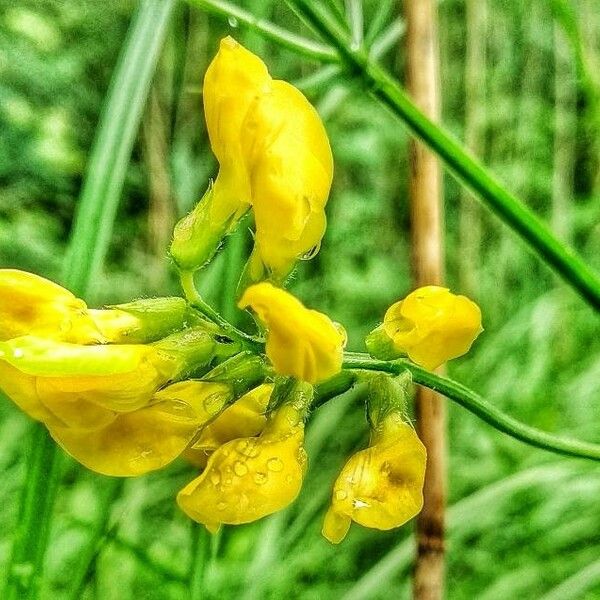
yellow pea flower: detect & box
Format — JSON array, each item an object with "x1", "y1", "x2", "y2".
[
  {"x1": 238, "y1": 283, "x2": 345, "y2": 384},
  {"x1": 171, "y1": 37, "x2": 333, "y2": 281},
  {"x1": 177, "y1": 401, "x2": 308, "y2": 532},
  {"x1": 322, "y1": 413, "x2": 426, "y2": 544},
  {"x1": 0, "y1": 269, "x2": 103, "y2": 343},
  {"x1": 368, "y1": 286, "x2": 483, "y2": 370},
  {"x1": 242, "y1": 79, "x2": 333, "y2": 283},
  {"x1": 184, "y1": 383, "x2": 272, "y2": 467},
  {"x1": 0, "y1": 328, "x2": 218, "y2": 426},
  {"x1": 48, "y1": 381, "x2": 233, "y2": 477},
  {"x1": 170, "y1": 37, "x2": 270, "y2": 271}
]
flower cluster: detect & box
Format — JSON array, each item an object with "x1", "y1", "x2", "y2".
[{"x1": 0, "y1": 38, "x2": 483, "y2": 542}]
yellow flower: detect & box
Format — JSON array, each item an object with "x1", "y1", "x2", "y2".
[
  {"x1": 170, "y1": 37, "x2": 333, "y2": 281},
  {"x1": 242, "y1": 79, "x2": 333, "y2": 283},
  {"x1": 170, "y1": 37, "x2": 270, "y2": 271},
  {"x1": 238, "y1": 283, "x2": 345, "y2": 384},
  {"x1": 0, "y1": 328, "x2": 218, "y2": 427},
  {"x1": 322, "y1": 413, "x2": 426, "y2": 544},
  {"x1": 48, "y1": 381, "x2": 233, "y2": 477},
  {"x1": 177, "y1": 402, "x2": 307, "y2": 532},
  {"x1": 184, "y1": 383, "x2": 272, "y2": 468},
  {"x1": 0, "y1": 269, "x2": 103, "y2": 343},
  {"x1": 373, "y1": 286, "x2": 483, "y2": 370}
]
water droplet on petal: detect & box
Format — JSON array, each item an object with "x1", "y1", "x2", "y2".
[
  {"x1": 267, "y1": 457, "x2": 283, "y2": 472},
  {"x1": 233, "y1": 461, "x2": 248, "y2": 476},
  {"x1": 286, "y1": 474, "x2": 294, "y2": 484},
  {"x1": 12, "y1": 348, "x2": 24, "y2": 358},
  {"x1": 210, "y1": 472, "x2": 221, "y2": 486},
  {"x1": 203, "y1": 393, "x2": 224, "y2": 415},
  {"x1": 353, "y1": 499, "x2": 370, "y2": 509},
  {"x1": 217, "y1": 501, "x2": 227, "y2": 511},
  {"x1": 335, "y1": 489, "x2": 347, "y2": 501},
  {"x1": 228, "y1": 16, "x2": 238, "y2": 28},
  {"x1": 254, "y1": 472, "x2": 268, "y2": 485}
]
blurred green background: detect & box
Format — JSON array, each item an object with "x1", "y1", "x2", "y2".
[{"x1": 0, "y1": 0, "x2": 599, "y2": 598}]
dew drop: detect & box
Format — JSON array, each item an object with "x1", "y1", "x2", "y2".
[
  {"x1": 228, "y1": 16, "x2": 238, "y2": 28},
  {"x1": 267, "y1": 457, "x2": 283, "y2": 472},
  {"x1": 233, "y1": 461, "x2": 248, "y2": 476},
  {"x1": 286, "y1": 474, "x2": 294, "y2": 484},
  {"x1": 140, "y1": 450, "x2": 152, "y2": 458},
  {"x1": 217, "y1": 501, "x2": 227, "y2": 511},
  {"x1": 210, "y1": 472, "x2": 221, "y2": 486},
  {"x1": 12, "y1": 348, "x2": 24, "y2": 358},
  {"x1": 254, "y1": 472, "x2": 267, "y2": 485},
  {"x1": 300, "y1": 244, "x2": 320, "y2": 261},
  {"x1": 203, "y1": 393, "x2": 224, "y2": 415},
  {"x1": 335, "y1": 489, "x2": 347, "y2": 501},
  {"x1": 353, "y1": 499, "x2": 370, "y2": 509}
]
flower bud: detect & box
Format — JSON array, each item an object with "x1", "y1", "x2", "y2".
[
  {"x1": 238, "y1": 283, "x2": 345, "y2": 384},
  {"x1": 322, "y1": 412, "x2": 426, "y2": 544},
  {"x1": 177, "y1": 380, "x2": 311, "y2": 532},
  {"x1": 367, "y1": 286, "x2": 483, "y2": 370},
  {"x1": 89, "y1": 297, "x2": 188, "y2": 343},
  {"x1": 48, "y1": 380, "x2": 233, "y2": 477}
]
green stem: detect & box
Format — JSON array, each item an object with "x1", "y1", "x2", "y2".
[
  {"x1": 285, "y1": 0, "x2": 600, "y2": 311},
  {"x1": 185, "y1": 0, "x2": 338, "y2": 63},
  {"x1": 180, "y1": 271, "x2": 263, "y2": 351},
  {"x1": 334, "y1": 353, "x2": 600, "y2": 462}
]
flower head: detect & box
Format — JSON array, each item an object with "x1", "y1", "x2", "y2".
[
  {"x1": 238, "y1": 283, "x2": 345, "y2": 384},
  {"x1": 369, "y1": 286, "x2": 483, "y2": 370},
  {"x1": 322, "y1": 413, "x2": 426, "y2": 544},
  {"x1": 177, "y1": 400, "x2": 307, "y2": 532}
]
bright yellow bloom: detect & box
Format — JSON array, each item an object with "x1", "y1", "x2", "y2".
[
  {"x1": 242, "y1": 79, "x2": 333, "y2": 283},
  {"x1": 0, "y1": 328, "x2": 217, "y2": 427},
  {"x1": 170, "y1": 37, "x2": 270, "y2": 271},
  {"x1": 177, "y1": 402, "x2": 307, "y2": 532},
  {"x1": 0, "y1": 269, "x2": 103, "y2": 343},
  {"x1": 322, "y1": 413, "x2": 426, "y2": 544},
  {"x1": 378, "y1": 286, "x2": 483, "y2": 370},
  {"x1": 238, "y1": 283, "x2": 345, "y2": 384},
  {"x1": 48, "y1": 381, "x2": 233, "y2": 477},
  {"x1": 170, "y1": 37, "x2": 333, "y2": 281},
  {"x1": 184, "y1": 383, "x2": 272, "y2": 468}
]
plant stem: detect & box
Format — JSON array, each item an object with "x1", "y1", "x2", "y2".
[
  {"x1": 186, "y1": 0, "x2": 338, "y2": 63},
  {"x1": 337, "y1": 353, "x2": 600, "y2": 462},
  {"x1": 404, "y1": 0, "x2": 445, "y2": 595},
  {"x1": 180, "y1": 271, "x2": 263, "y2": 351},
  {"x1": 285, "y1": 0, "x2": 600, "y2": 311}
]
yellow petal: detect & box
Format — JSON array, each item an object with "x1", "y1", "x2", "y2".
[
  {"x1": 238, "y1": 283, "x2": 345, "y2": 384},
  {"x1": 0, "y1": 269, "x2": 103, "y2": 343},
  {"x1": 242, "y1": 80, "x2": 333, "y2": 280},
  {"x1": 382, "y1": 286, "x2": 483, "y2": 369},
  {"x1": 185, "y1": 383, "x2": 272, "y2": 464},
  {"x1": 49, "y1": 381, "x2": 231, "y2": 476},
  {"x1": 322, "y1": 507, "x2": 351, "y2": 544}
]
